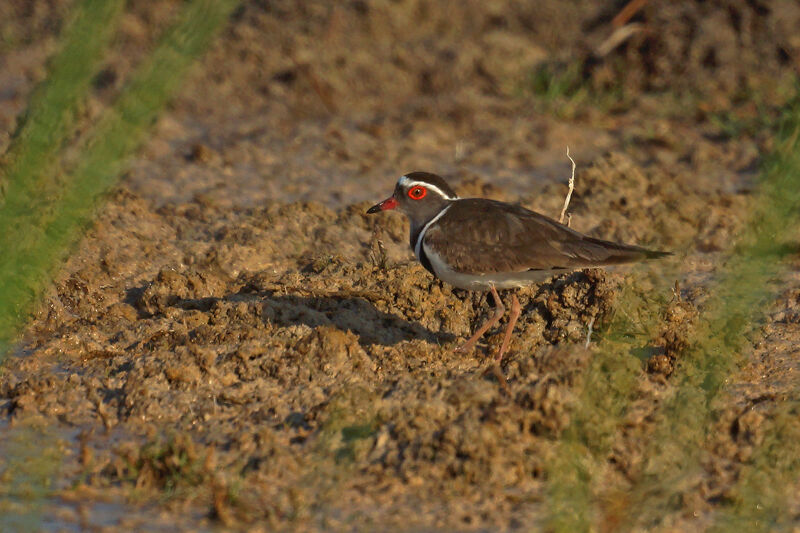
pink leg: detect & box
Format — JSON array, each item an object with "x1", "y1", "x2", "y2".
[
  {"x1": 495, "y1": 293, "x2": 520, "y2": 364},
  {"x1": 455, "y1": 285, "x2": 505, "y2": 354}
]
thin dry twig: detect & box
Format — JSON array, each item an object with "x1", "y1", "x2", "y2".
[
  {"x1": 595, "y1": 23, "x2": 645, "y2": 58},
  {"x1": 611, "y1": 0, "x2": 647, "y2": 28},
  {"x1": 585, "y1": 316, "x2": 596, "y2": 349},
  {"x1": 671, "y1": 279, "x2": 682, "y2": 302},
  {"x1": 369, "y1": 226, "x2": 388, "y2": 269},
  {"x1": 594, "y1": 0, "x2": 648, "y2": 58},
  {"x1": 559, "y1": 146, "x2": 576, "y2": 226}
]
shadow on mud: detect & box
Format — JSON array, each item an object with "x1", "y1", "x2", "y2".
[
  {"x1": 259, "y1": 291, "x2": 455, "y2": 346},
  {"x1": 142, "y1": 288, "x2": 454, "y2": 348}
]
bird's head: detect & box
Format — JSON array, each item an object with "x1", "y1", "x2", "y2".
[{"x1": 367, "y1": 171, "x2": 457, "y2": 226}]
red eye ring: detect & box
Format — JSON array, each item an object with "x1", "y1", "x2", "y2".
[{"x1": 408, "y1": 185, "x2": 427, "y2": 200}]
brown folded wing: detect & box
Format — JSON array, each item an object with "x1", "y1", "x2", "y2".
[{"x1": 423, "y1": 199, "x2": 666, "y2": 275}]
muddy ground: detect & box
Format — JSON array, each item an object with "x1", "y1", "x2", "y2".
[{"x1": 1, "y1": 0, "x2": 800, "y2": 530}]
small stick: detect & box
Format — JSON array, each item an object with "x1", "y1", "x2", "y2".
[
  {"x1": 559, "y1": 147, "x2": 576, "y2": 226},
  {"x1": 611, "y1": 0, "x2": 647, "y2": 28},
  {"x1": 671, "y1": 279, "x2": 682, "y2": 302},
  {"x1": 585, "y1": 316, "x2": 596, "y2": 349},
  {"x1": 369, "y1": 226, "x2": 387, "y2": 269},
  {"x1": 595, "y1": 23, "x2": 645, "y2": 58}
]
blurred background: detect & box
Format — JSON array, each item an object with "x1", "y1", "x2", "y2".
[{"x1": 2, "y1": 0, "x2": 798, "y2": 208}]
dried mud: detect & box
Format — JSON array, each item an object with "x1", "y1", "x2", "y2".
[{"x1": 1, "y1": 1, "x2": 800, "y2": 530}]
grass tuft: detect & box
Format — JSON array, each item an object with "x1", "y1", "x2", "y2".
[{"x1": 525, "y1": 59, "x2": 626, "y2": 118}]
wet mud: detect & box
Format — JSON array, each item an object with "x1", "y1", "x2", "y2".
[{"x1": 1, "y1": 0, "x2": 800, "y2": 530}]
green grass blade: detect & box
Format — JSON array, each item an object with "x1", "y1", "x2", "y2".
[
  {"x1": 0, "y1": 0, "x2": 239, "y2": 353},
  {"x1": 543, "y1": 89, "x2": 800, "y2": 531},
  {"x1": 0, "y1": 0, "x2": 125, "y2": 201}
]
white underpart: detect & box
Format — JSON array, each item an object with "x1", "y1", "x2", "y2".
[
  {"x1": 422, "y1": 241, "x2": 563, "y2": 291},
  {"x1": 414, "y1": 204, "x2": 452, "y2": 259},
  {"x1": 398, "y1": 175, "x2": 457, "y2": 200}
]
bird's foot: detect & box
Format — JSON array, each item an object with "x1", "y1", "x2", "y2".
[
  {"x1": 454, "y1": 339, "x2": 478, "y2": 354},
  {"x1": 455, "y1": 285, "x2": 505, "y2": 355},
  {"x1": 482, "y1": 363, "x2": 510, "y2": 395}
]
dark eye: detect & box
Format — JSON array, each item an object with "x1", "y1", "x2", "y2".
[{"x1": 408, "y1": 186, "x2": 427, "y2": 200}]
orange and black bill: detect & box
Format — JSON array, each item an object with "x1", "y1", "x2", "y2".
[{"x1": 366, "y1": 196, "x2": 398, "y2": 214}]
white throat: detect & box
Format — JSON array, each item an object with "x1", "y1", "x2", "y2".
[{"x1": 414, "y1": 204, "x2": 453, "y2": 260}]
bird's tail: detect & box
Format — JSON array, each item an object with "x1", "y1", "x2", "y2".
[{"x1": 579, "y1": 236, "x2": 672, "y2": 266}]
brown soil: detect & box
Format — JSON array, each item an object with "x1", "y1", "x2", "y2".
[{"x1": 1, "y1": 1, "x2": 799, "y2": 530}]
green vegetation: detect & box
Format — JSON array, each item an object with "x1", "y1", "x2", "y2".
[
  {"x1": 623, "y1": 92, "x2": 800, "y2": 529},
  {"x1": 526, "y1": 61, "x2": 593, "y2": 119},
  {"x1": 544, "y1": 272, "x2": 677, "y2": 531},
  {"x1": 0, "y1": 0, "x2": 125, "y2": 353},
  {"x1": 714, "y1": 400, "x2": 800, "y2": 531},
  {"x1": 0, "y1": 0, "x2": 124, "y2": 199},
  {"x1": 0, "y1": 0, "x2": 238, "y2": 527},
  {"x1": 316, "y1": 386, "x2": 381, "y2": 464},
  {"x1": 544, "y1": 89, "x2": 800, "y2": 530},
  {"x1": 707, "y1": 78, "x2": 799, "y2": 140},
  {"x1": 525, "y1": 59, "x2": 626, "y2": 118},
  {"x1": 115, "y1": 432, "x2": 212, "y2": 499},
  {"x1": 0, "y1": 0, "x2": 238, "y2": 358},
  {"x1": 528, "y1": 62, "x2": 587, "y2": 104}
]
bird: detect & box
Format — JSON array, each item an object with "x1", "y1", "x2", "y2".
[{"x1": 366, "y1": 171, "x2": 670, "y2": 367}]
